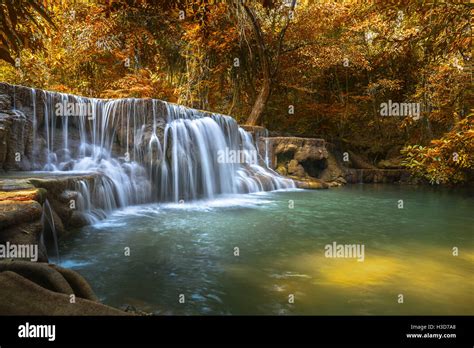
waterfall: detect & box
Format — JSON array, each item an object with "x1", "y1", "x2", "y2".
[
  {"x1": 74, "y1": 175, "x2": 129, "y2": 223},
  {"x1": 16, "y1": 85, "x2": 293, "y2": 215},
  {"x1": 41, "y1": 199, "x2": 60, "y2": 263},
  {"x1": 31, "y1": 88, "x2": 37, "y2": 161},
  {"x1": 154, "y1": 103, "x2": 294, "y2": 201},
  {"x1": 264, "y1": 129, "x2": 270, "y2": 167}
]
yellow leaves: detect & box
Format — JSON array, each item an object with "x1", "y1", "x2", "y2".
[
  {"x1": 402, "y1": 113, "x2": 474, "y2": 184},
  {"x1": 49, "y1": 84, "x2": 69, "y2": 92},
  {"x1": 101, "y1": 68, "x2": 177, "y2": 101}
]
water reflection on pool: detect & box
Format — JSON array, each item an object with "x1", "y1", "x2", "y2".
[{"x1": 60, "y1": 185, "x2": 474, "y2": 315}]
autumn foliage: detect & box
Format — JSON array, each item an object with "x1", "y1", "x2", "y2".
[{"x1": 0, "y1": 0, "x2": 472, "y2": 184}]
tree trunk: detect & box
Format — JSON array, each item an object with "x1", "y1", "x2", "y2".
[
  {"x1": 246, "y1": 73, "x2": 271, "y2": 126},
  {"x1": 242, "y1": 3, "x2": 271, "y2": 126}
]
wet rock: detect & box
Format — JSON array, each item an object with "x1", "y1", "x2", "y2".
[
  {"x1": 294, "y1": 178, "x2": 329, "y2": 189},
  {"x1": 0, "y1": 178, "x2": 35, "y2": 191},
  {"x1": 59, "y1": 190, "x2": 79, "y2": 203},
  {"x1": 294, "y1": 144, "x2": 327, "y2": 162},
  {"x1": 255, "y1": 174, "x2": 276, "y2": 191},
  {"x1": 260, "y1": 137, "x2": 324, "y2": 170},
  {"x1": 287, "y1": 159, "x2": 305, "y2": 177},
  {"x1": 0, "y1": 124, "x2": 7, "y2": 166},
  {"x1": 121, "y1": 304, "x2": 152, "y2": 316},
  {"x1": 319, "y1": 150, "x2": 346, "y2": 183},
  {"x1": 0, "y1": 200, "x2": 43, "y2": 229},
  {"x1": 261, "y1": 137, "x2": 327, "y2": 174},
  {"x1": 0, "y1": 173, "x2": 110, "y2": 260},
  {"x1": 275, "y1": 142, "x2": 298, "y2": 154},
  {"x1": 0, "y1": 220, "x2": 47, "y2": 262},
  {"x1": 68, "y1": 211, "x2": 90, "y2": 228},
  {"x1": 49, "y1": 264, "x2": 99, "y2": 302},
  {"x1": 0, "y1": 110, "x2": 32, "y2": 171},
  {"x1": 260, "y1": 136, "x2": 330, "y2": 188},
  {"x1": 0, "y1": 261, "x2": 74, "y2": 294},
  {"x1": 0, "y1": 266, "x2": 129, "y2": 315},
  {"x1": 48, "y1": 197, "x2": 73, "y2": 227},
  {"x1": 28, "y1": 177, "x2": 70, "y2": 195},
  {"x1": 49, "y1": 208, "x2": 66, "y2": 238},
  {"x1": 240, "y1": 125, "x2": 268, "y2": 139},
  {"x1": 0, "y1": 94, "x2": 11, "y2": 110},
  {"x1": 345, "y1": 150, "x2": 377, "y2": 169},
  {"x1": 276, "y1": 164, "x2": 287, "y2": 176}
]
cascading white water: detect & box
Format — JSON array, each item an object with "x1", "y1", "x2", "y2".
[
  {"x1": 74, "y1": 175, "x2": 129, "y2": 223},
  {"x1": 153, "y1": 103, "x2": 294, "y2": 201},
  {"x1": 38, "y1": 92, "x2": 152, "y2": 210},
  {"x1": 41, "y1": 199, "x2": 60, "y2": 263},
  {"x1": 22, "y1": 86, "x2": 293, "y2": 215}
]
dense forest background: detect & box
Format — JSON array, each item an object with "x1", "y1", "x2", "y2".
[{"x1": 0, "y1": 0, "x2": 472, "y2": 184}]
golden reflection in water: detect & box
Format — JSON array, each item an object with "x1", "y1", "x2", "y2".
[
  {"x1": 290, "y1": 244, "x2": 474, "y2": 314},
  {"x1": 224, "y1": 245, "x2": 474, "y2": 314}
]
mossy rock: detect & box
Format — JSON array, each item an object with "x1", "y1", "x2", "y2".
[
  {"x1": 293, "y1": 178, "x2": 329, "y2": 189},
  {"x1": 0, "y1": 178, "x2": 35, "y2": 191},
  {"x1": 276, "y1": 165, "x2": 287, "y2": 176}
]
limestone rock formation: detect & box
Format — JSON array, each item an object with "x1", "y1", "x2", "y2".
[
  {"x1": 0, "y1": 261, "x2": 129, "y2": 315},
  {"x1": 259, "y1": 136, "x2": 333, "y2": 188},
  {"x1": 0, "y1": 173, "x2": 117, "y2": 263},
  {"x1": 0, "y1": 109, "x2": 31, "y2": 171},
  {"x1": 240, "y1": 125, "x2": 268, "y2": 139}
]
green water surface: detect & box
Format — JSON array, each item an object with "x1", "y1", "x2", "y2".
[{"x1": 59, "y1": 185, "x2": 474, "y2": 315}]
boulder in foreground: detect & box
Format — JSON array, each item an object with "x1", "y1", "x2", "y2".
[{"x1": 0, "y1": 260, "x2": 130, "y2": 315}]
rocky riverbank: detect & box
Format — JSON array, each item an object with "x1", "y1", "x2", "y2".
[
  {"x1": 0, "y1": 172, "x2": 113, "y2": 261},
  {"x1": 0, "y1": 173, "x2": 133, "y2": 315},
  {"x1": 0, "y1": 260, "x2": 130, "y2": 315},
  {"x1": 248, "y1": 135, "x2": 410, "y2": 188}
]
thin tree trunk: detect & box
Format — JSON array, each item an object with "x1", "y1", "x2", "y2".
[
  {"x1": 242, "y1": 0, "x2": 295, "y2": 126},
  {"x1": 246, "y1": 76, "x2": 271, "y2": 125},
  {"x1": 242, "y1": 3, "x2": 271, "y2": 126}
]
